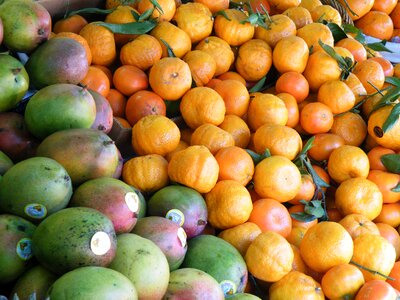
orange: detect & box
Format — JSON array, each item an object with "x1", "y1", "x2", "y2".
[
  {"x1": 327, "y1": 208, "x2": 344, "y2": 223},
  {"x1": 105, "y1": 0, "x2": 137, "y2": 9},
  {"x1": 330, "y1": 112, "x2": 368, "y2": 147},
  {"x1": 272, "y1": 36, "x2": 309, "y2": 74},
  {"x1": 104, "y1": 5, "x2": 138, "y2": 46},
  {"x1": 352, "y1": 58, "x2": 385, "y2": 95},
  {"x1": 288, "y1": 203, "x2": 318, "y2": 228},
  {"x1": 247, "y1": 93, "x2": 288, "y2": 131},
  {"x1": 131, "y1": 115, "x2": 180, "y2": 156},
  {"x1": 218, "y1": 115, "x2": 251, "y2": 148},
  {"x1": 368, "y1": 146, "x2": 396, "y2": 171},
  {"x1": 367, "y1": 170, "x2": 400, "y2": 204},
  {"x1": 268, "y1": 0, "x2": 301, "y2": 13},
  {"x1": 390, "y1": 2, "x2": 400, "y2": 29},
  {"x1": 253, "y1": 124, "x2": 302, "y2": 160},
  {"x1": 321, "y1": 263, "x2": 365, "y2": 300},
  {"x1": 286, "y1": 226, "x2": 308, "y2": 248},
  {"x1": 277, "y1": 92, "x2": 300, "y2": 128},
  {"x1": 290, "y1": 244, "x2": 307, "y2": 273},
  {"x1": 338, "y1": 0, "x2": 374, "y2": 21},
  {"x1": 214, "y1": 146, "x2": 254, "y2": 186},
  {"x1": 235, "y1": 39, "x2": 273, "y2": 82},
  {"x1": 300, "y1": 102, "x2": 334, "y2": 134},
  {"x1": 308, "y1": 133, "x2": 345, "y2": 162},
  {"x1": 254, "y1": 14, "x2": 297, "y2": 49},
  {"x1": 356, "y1": 280, "x2": 399, "y2": 299},
  {"x1": 297, "y1": 22, "x2": 334, "y2": 54},
  {"x1": 361, "y1": 90, "x2": 386, "y2": 117},
  {"x1": 125, "y1": 90, "x2": 166, "y2": 126},
  {"x1": 269, "y1": 271, "x2": 324, "y2": 300},
  {"x1": 122, "y1": 154, "x2": 169, "y2": 193},
  {"x1": 300, "y1": 221, "x2": 354, "y2": 273},
  {"x1": 150, "y1": 21, "x2": 192, "y2": 58},
  {"x1": 244, "y1": 231, "x2": 294, "y2": 282},
  {"x1": 213, "y1": 79, "x2": 250, "y2": 117},
  {"x1": 172, "y1": 2, "x2": 214, "y2": 44},
  {"x1": 217, "y1": 71, "x2": 247, "y2": 86},
  {"x1": 112, "y1": 65, "x2": 148, "y2": 96},
  {"x1": 374, "y1": 203, "x2": 400, "y2": 228},
  {"x1": 190, "y1": 123, "x2": 235, "y2": 155},
  {"x1": 299, "y1": 0, "x2": 322, "y2": 11},
  {"x1": 352, "y1": 233, "x2": 396, "y2": 281},
  {"x1": 343, "y1": 72, "x2": 367, "y2": 105},
  {"x1": 369, "y1": 56, "x2": 395, "y2": 77},
  {"x1": 313, "y1": 165, "x2": 331, "y2": 193},
  {"x1": 80, "y1": 66, "x2": 110, "y2": 97},
  {"x1": 275, "y1": 71, "x2": 309, "y2": 103},
  {"x1": 338, "y1": 213, "x2": 380, "y2": 240},
  {"x1": 54, "y1": 32, "x2": 92, "y2": 65},
  {"x1": 137, "y1": 0, "x2": 176, "y2": 22},
  {"x1": 53, "y1": 14, "x2": 88, "y2": 34},
  {"x1": 318, "y1": 80, "x2": 356, "y2": 114},
  {"x1": 180, "y1": 87, "x2": 226, "y2": 129},
  {"x1": 149, "y1": 57, "x2": 192, "y2": 101},
  {"x1": 248, "y1": 198, "x2": 292, "y2": 237},
  {"x1": 106, "y1": 89, "x2": 127, "y2": 118},
  {"x1": 218, "y1": 222, "x2": 262, "y2": 256},
  {"x1": 253, "y1": 156, "x2": 302, "y2": 203},
  {"x1": 114, "y1": 117, "x2": 131, "y2": 128},
  {"x1": 120, "y1": 34, "x2": 163, "y2": 70},
  {"x1": 335, "y1": 177, "x2": 383, "y2": 220},
  {"x1": 164, "y1": 140, "x2": 189, "y2": 162},
  {"x1": 167, "y1": 145, "x2": 219, "y2": 194},
  {"x1": 195, "y1": 36, "x2": 235, "y2": 77},
  {"x1": 194, "y1": 0, "x2": 229, "y2": 14},
  {"x1": 335, "y1": 38, "x2": 367, "y2": 63},
  {"x1": 310, "y1": 5, "x2": 342, "y2": 25},
  {"x1": 79, "y1": 22, "x2": 116, "y2": 66},
  {"x1": 205, "y1": 180, "x2": 253, "y2": 230},
  {"x1": 93, "y1": 65, "x2": 113, "y2": 86},
  {"x1": 376, "y1": 222, "x2": 400, "y2": 261},
  {"x1": 282, "y1": 6, "x2": 313, "y2": 29},
  {"x1": 367, "y1": 104, "x2": 400, "y2": 151},
  {"x1": 389, "y1": 262, "x2": 400, "y2": 292},
  {"x1": 327, "y1": 145, "x2": 369, "y2": 183},
  {"x1": 183, "y1": 50, "x2": 216, "y2": 87},
  {"x1": 355, "y1": 11, "x2": 394, "y2": 41}
]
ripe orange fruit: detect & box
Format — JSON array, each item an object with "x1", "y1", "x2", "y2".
[
  {"x1": 254, "y1": 14, "x2": 297, "y2": 48},
  {"x1": 352, "y1": 233, "x2": 396, "y2": 281},
  {"x1": 353, "y1": 58, "x2": 385, "y2": 95},
  {"x1": 290, "y1": 244, "x2": 307, "y2": 273},
  {"x1": 317, "y1": 80, "x2": 356, "y2": 114},
  {"x1": 245, "y1": 231, "x2": 294, "y2": 282},
  {"x1": 253, "y1": 156, "x2": 302, "y2": 203},
  {"x1": 205, "y1": 180, "x2": 253, "y2": 230},
  {"x1": 218, "y1": 115, "x2": 251, "y2": 148},
  {"x1": 164, "y1": 140, "x2": 189, "y2": 162},
  {"x1": 54, "y1": 32, "x2": 92, "y2": 65},
  {"x1": 105, "y1": 0, "x2": 137, "y2": 9},
  {"x1": 269, "y1": 271, "x2": 324, "y2": 300},
  {"x1": 114, "y1": 117, "x2": 132, "y2": 128},
  {"x1": 253, "y1": 124, "x2": 302, "y2": 160},
  {"x1": 338, "y1": 0, "x2": 374, "y2": 21},
  {"x1": 120, "y1": 34, "x2": 163, "y2": 70},
  {"x1": 286, "y1": 226, "x2": 308, "y2": 248},
  {"x1": 369, "y1": 56, "x2": 395, "y2": 77},
  {"x1": 138, "y1": 0, "x2": 176, "y2": 22},
  {"x1": 373, "y1": 203, "x2": 400, "y2": 228},
  {"x1": 321, "y1": 264, "x2": 365, "y2": 300},
  {"x1": 311, "y1": 5, "x2": 342, "y2": 25},
  {"x1": 327, "y1": 145, "x2": 370, "y2": 183},
  {"x1": 296, "y1": 22, "x2": 334, "y2": 53},
  {"x1": 330, "y1": 112, "x2": 368, "y2": 147},
  {"x1": 390, "y1": 3, "x2": 400, "y2": 29},
  {"x1": 194, "y1": 0, "x2": 229, "y2": 14},
  {"x1": 368, "y1": 146, "x2": 396, "y2": 171},
  {"x1": 355, "y1": 11, "x2": 394, "y2": 41},
  {"x1": 248, "y1": 198, "x2": 292, "y2": 237},
  {"x1": 104, "y1": 5, "x2": 138, "y2": 46},
  {"x1": 168, "y1": 145, "x2": 219, "y2": 194},
  {"x1": 215, "y1": 146, "x2": 254, "y2": 186},
  {"x1": 343, "y1": 72, "x2": 367, "y2": 105},
  {"x1": 190, "y1": 123, "x2": 235, "y2": 155},
  {"x1": 335, "y1": 38, "x2": 367, "y2": 63},
  {"x1": 376, "y1": 222, "x2": 400, "y2": 261},
  {"x1": 80, "y1": 66, "x2": 110, "y2": 97},
  {"x1": 288, "y1": 203, "x2": 318, "y2": 228},
  {"x1": 282, "y1": 6, "x2": 313, "y2": 29},
  {"x1": 125, "y1": 90, "x2": 166, "y2": 126},
  {"x1": 300, "y1": 221, "x2": 354, "y2": 273},
  {"x1": 122, "y1": 154, "x2": 169, "y2": 193},
  {"x1": 112, "y1": 65, "x2": 148, "y2": 96},
  {"x1": 53, "y1": 14, "x2": 88, "y2": 34},
  {"x1": 335, "y1": 177, "x2": 383, "y2": 220},
  {"x1": 180, "y1": 87, "x2": 226, "y2": 129},
  {"x1": 367, "y1": 170, "x2": 400, "y2": 204},
  {"x1": 218, "y1": 222, "x2": 262, "y2": 256},
  {"x1": 299, "y1": 0, "x2": 322, "y2": 11},
  {"x1": 388, "y1": 262, "x2": 400, "y2": 293},
  {"x1": 300, "y1": 102, "x2": 334, "y2": 134},
  {"x1": 277, "y1": 93, "x2": 300, "y2": 128},
  {"x1": 272, "y1": 36, "x2": 309, "y2": 74},
  {"x1": 217, "y1": 71, "x2": 247, "y2": 86},
  {"x1": 79, "y1": 22, "x2": 116, "y2": 66},
  {"x1": 338, "y1": 213, "x2": 380, "y2": 240},
  {"x1": 307, "y1": 133, "x2": 345, "y2": 162},
  {"x1": 213, "y1": 79, "x2": 250, "y2": 117},
  {"x1": 268, "y1": 0, "x2": 301, "y2": 13},
  {"x1": 356, "y1": 280, "x2": 398, "y2": 300},
  {"x1": 275, "y1": 71, "x2": 309, "y2": 103},
  {"x1": 183, "y1": 50, "x2": 216, "y2": 87},
  {"x1": 131, "y1": 115, "x2": 180, "y2": 156},
  {"x1": 106, "y1": 89, "x2": 127, "y2": 117}
]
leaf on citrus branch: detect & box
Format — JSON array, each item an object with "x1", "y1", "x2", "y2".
[
  {"x1": 299, "y1": 136, "x2": 315, "y2": 156},
  {"x1": 382, "y1": 103, "x2": 400, "y2": 133},
  {"x1": 215, "y1": 10, "x2": 232, "y2": 21},
  {"x1": 245, "y1": 149, "x2": 270, "y2": 165},
  {"x1": 366, "y1": 40, "x2": 392, "y2": 53},
  {"x1": 392, "y1": 183, "x2": 400, "y2": 193},
  {"x1": 159, "y1": 38, "x2": 176, "y2": 58},
  {"x1": 381, "y1": 153, "x2": 400, "y2": 174},
  {"x1": 370, "y1": 86, "x2": 400, "y2": 116},
  {"x1": 318, "y1": 39, "x2": 352, "y2": 80},
  {"x1": 325, "y1": 22, "x2": 348, "y2": 43},
  {"x1": 95, "y1": 20, "x2": 157, "y2": 34},
  {"x1": 149, "y1": 0, "x2": 164, "y2": 14},
  {"x1": 138, "y1": 8, "x2": 154, "y2": 21},
  {"x1": 385, "y1": 76, "x2": 400, "y2": 87},
  {"x1": 343, "y1": 24, "x2": 365, "y2": 44},
  {"x1": 304, "y1": 160, "x2": 330, "y2": 188},
  {"x1": 249, "y1": 76, "x2": 267, "y2": 93},
  {"x1": 66, "y1": 7, "x2": 116, "y2": 18},
  {"x1": 290, "y1": 212, "x2": 318, "y2": 222}
]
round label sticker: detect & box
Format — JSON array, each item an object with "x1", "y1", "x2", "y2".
[
  {"x1": 125, "y1": 192, "x2": 139, "y2": 213},
  {"x1": 24, "y1": 203, "x2": 47, "y2": 219},
  {"x1": 166, "y1": 209, "x2": 185, "y2": 226},
  {"x1": 177, "y1": 227, "x2": 187, "y2": 248},
  {"x1": 16, "y1": 238, "x2": 33, "y2": 261},
  {"x1": 220, "y1": 280, "x2": 237, "y2": 296},
  {"x1": 90, "y1": 232, "x2": 111, "y2": 256}
]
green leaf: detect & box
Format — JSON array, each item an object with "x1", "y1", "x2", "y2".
[
  {"x1": 261, "y1": 148, "x2": 271, "y2": 159},
  {"x1": 318, "y1": 39, "x2": 352, "y2": 79},
  {"x1": 385, "y1": 76, "x2": 400, "y2": 87},
  {"x1": 290, "y1": 212, "x2": 318, "y2": 223},
  {"x1": 66, "y1": 7, "x2": 116, "y2": 18},
  {"x1": 392, "y1": 183, "x2": 400, "y2": 192},
  {"x1": 95, "y1": 20, "x2": 157, "y2": 34},
  {"x1": 131, "y1": 10, "x2": 141, "y2": 21},
  {"x1": 381, "y1": 153, "x2": 400, "y2": 174},
  {"x1": 245, "y1": 149, "x2": 263, "y2": 165},
  {"x1": 343, "y1": 24, "x2": 365, "y2": 44},
  {"x1": 300, "y1": 136, "x2": 315, "y2": 156},
  {"x1": 304, "y1": 200, "x2": 325, "y2": 219},
  {"x1": 370, "y1": 86, "x2": 400, "y2": 115},
  {"x1": 326, "y1": 22, "x2": 348, "y2": 43},
  {"x1": 366, "y1": 41, "x2": 393, "y2": 53},
  {"x1": 150, "y1": 0, "x2": 164, "y2": 14},
  {"x1": 304, "y1": 160, "x2": 330, "y2": 188},
  {"x1": 215, "y1": 10, "x2": 232, "y2": 21},
  {"x1": 340, "y1": 0, "x2": 359, "y2": 17},
  {"x1": 160, "y1": 38, "x2": 176, "y2": 58},
  {"x1": 249, "y1": 76, "x2": 267, "y2": 93},
  {"x1": 138, "y1": 8, "x2": 154, "y2": 21},
  {"x1": 382, "y1": 103, "x2": 400, "y2": 133}
]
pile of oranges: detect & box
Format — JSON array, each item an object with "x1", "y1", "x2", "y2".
[{"x1": 52, "y1": 0, "x2": 400, "y2": 298}]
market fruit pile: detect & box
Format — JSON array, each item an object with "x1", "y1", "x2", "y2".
[{"x1": 1, "y1": 0, "x2": 400, "y2": 298}]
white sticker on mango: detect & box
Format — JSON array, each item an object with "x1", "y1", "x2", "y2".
[
  {"x1": 220, "y1": 280, "x2": 237, "y2": 296},
  {"x1": 177, "y1": 227, "x2": 187, "y2": 248},
  {"x1": 90, "y1": 231, "x2": 111, "y2": 256},
  {"x1": 125, "y1": 192, "x2": 139, "y2": 213},
  {"x1": 166, "y1": 209, "x2": 185, "y2": 226}
]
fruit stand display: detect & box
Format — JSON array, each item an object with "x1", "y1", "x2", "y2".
[{"x1": 1, "y1": 0, "x2": 400, "y2": 299}]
